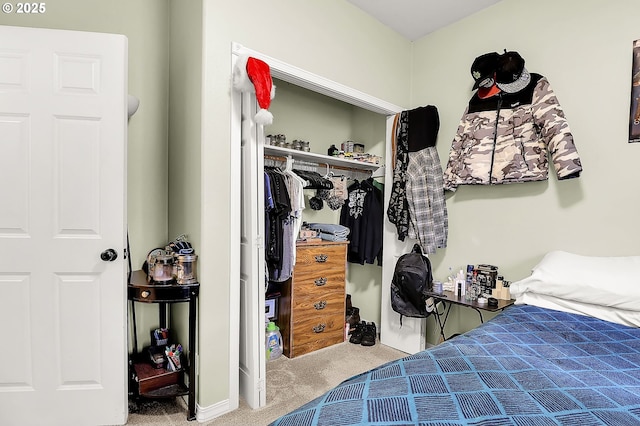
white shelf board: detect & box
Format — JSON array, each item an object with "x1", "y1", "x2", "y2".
[{"x1": 264, "y1": 145, "x2": 382, "y2": 172}]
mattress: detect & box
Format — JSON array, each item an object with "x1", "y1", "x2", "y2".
[{"x1": 270, "y1": 304, "x2": 640, "y2": 425}]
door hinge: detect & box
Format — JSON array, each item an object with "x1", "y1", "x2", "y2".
[{"x1": 256, "y1": 236, "x2": 264, "y2": 250}]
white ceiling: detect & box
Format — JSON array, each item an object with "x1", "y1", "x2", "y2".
[{"x1": 347, "y1": 0, "x2": 503, "y2": 41}]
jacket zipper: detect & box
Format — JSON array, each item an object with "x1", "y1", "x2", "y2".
[{"x1": 489, "y1": 95, "x2": 502, "y2": 184}]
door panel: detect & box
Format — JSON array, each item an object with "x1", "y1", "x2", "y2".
[
  {"x1": 55, "y1": 117, "x2": 101, "y2": 235},
  {"x1": 0, "y1": 114, "x2": 29, "y2": 235},
  {"x1": 0, "y1": 26, "x2": 128, "y2": 426},
  {"x1": 238, "y1": 86, "x2": 267, "y2": 409}
]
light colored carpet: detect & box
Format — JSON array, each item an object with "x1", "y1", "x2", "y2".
[{"x1": 126, "y1": 340, "x2": 407, "y2": 426}]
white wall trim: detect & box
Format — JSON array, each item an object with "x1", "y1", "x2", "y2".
[
  {"x1": 195, "y1": 398, "x2": 232, "y2": 423},
  {"x1": 228, "y1": 47, "x2": 241, "y2": 413},
  {"x1": 231, "y1": 42, "x2": 403, "y2": 115}
]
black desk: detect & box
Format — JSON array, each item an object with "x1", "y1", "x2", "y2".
[
  {"x1": 128, "y1": 270, "x2": 199, "y2": 421},
  {"x1": 430, "y1": 290, "x2": 514, "y2": 342}
]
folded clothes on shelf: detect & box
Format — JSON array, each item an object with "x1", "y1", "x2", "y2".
[{"x1": 306, "y1": 223, "x2": 350, "y2": 241}]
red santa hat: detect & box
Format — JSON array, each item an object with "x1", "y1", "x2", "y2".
[{"x1": 233, "y1": 55, "x2": 275, "y2": 125}]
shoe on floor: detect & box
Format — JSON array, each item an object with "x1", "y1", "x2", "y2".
[
  {"x1": 349, "y1": 321, "x2": 366, "y2": 344},
  {"x1": 345, "y1": 307, "x2": 360, "y2": 330},
  {"x1": 360, "y1": 322, "x2": 376, "y2": 347}
]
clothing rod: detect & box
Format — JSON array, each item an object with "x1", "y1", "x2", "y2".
[{"x1": 264, "y1": 154, "x2": 287, "y2": 162}]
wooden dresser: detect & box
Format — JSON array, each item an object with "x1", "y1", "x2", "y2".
[{"x1": 278, "y1": 240, "x2": 348, "y2": 358}]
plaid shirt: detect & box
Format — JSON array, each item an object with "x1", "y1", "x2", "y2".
[{"x1": 406, "y1": 147, "x2": 448, "y2": 254}]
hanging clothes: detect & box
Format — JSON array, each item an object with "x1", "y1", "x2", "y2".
[
  {"x1": 387, "y1": 105, "x2": 448, "y2": 255},
  {"x1": 264, "y1": 167, "x2": 297, "y2": 283},
  {"x1": 291, "y1": 169, "x2": 333, "y2": 189},
  {"x1": 264, "y1": 168, "x2": 289, "y2": 275},
  {"x1": 340, "y1": 178, "x2": 383, "y2": 265},
  {"x1": 281, "y1": 165, "x2": 306, "y2": 271},
  {"x1": 316, "y1": 175, "x2": 349, "y2": 210},
  {"x1": 387, "y1": 111, "x2": 410, "y2": 241}
]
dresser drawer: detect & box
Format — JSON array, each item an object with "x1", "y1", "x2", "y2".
[
  {"x1": 289, "y1": 312, "x2": 345, "y2": 357},
  {"x1": 291, "y1": 291, "x2": 344, "y2": 316},
  {"x1": 291, "y1": 268, "x2": 344, "y2": 298},
  {"x1": 294, "y1": 245, "x2": 346, "y2": 272}
]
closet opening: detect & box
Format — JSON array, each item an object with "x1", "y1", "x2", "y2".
[{"x1": 232, "y1": 43, "x2": 424, "y2": 413}]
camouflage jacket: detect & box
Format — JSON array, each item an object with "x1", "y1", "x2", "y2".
[{"x1": 443, "y1": 74, "x2": 582, "y2": 191}]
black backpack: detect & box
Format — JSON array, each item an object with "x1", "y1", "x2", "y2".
[{"x1": 391, "y1": 244, "x2": 433, "y2": 324}]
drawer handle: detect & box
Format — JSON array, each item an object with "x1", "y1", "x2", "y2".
[
  {"x1": 313, "y1": 323, "x2": 326, "y2": 333},
  {"x1": 314, "y1": 300, "x2": 327, "y2": 310},
  {"x1": 314, "y1": 277, "x2": 327, "y2": 286},
  {"x1": 315, "y1": 254, "x2": 328, "y2": 263}
]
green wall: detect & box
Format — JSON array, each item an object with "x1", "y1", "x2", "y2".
[{"x1": 409, "y1": 0, "x2": 640, "y2": 343}]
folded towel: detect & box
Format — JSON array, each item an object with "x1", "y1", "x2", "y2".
[
  {"x1": 307, "y1": 223, "x2": 350, "y2": 237},
  {"x1": 318, "y1": 231, "x2": 348, "y2": 242}
]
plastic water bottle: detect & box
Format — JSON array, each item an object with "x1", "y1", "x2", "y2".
[{"x1": 265, "y1": 321, "x2": 283, "y2": 361}]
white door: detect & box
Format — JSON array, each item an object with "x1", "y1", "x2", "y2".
[
  {"x1": 237, "y1": 86, "x2": 267, "y2": 407},
  {"x1": 0, "y1": 26, "x2": 128, "y2": 425}
]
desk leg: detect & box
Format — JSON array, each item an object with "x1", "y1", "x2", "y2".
[
  {"x1": 469, "y1": 307, "x2": 484, "y2": 323},
  {"x1": 433, "y1": 302, "x2": 485, "y2": 342},
  {"x1": 159, "y1": 302, "x2": 168, "y2": 328},
  {"x1": 434, "y1": 302, "x2": 452, "y2": 342},
  {"x1": 187, "y1": 290, "x2": 197, "y2": 421}
]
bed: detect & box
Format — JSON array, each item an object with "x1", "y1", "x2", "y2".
[{"x1": 270, "y1": 251, "x2": 640, "y2": 425}]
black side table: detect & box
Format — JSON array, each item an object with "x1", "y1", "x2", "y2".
[
  {"x1": 430, "y1": 290, "x2": 514, "y2": 342},
  {"x1": 128, "y1": 270, "x2": 199, "y2": 421}
]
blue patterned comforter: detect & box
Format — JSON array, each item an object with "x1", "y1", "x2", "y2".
[{"x1": 270, "y1": 305, "x2": 640, "y2": 425}]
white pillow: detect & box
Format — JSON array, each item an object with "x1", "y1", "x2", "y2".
[
  {"x1": 510, "y1": 250, "x2": 640, "y2": 311},
  {"x1": 515, "y1": 292, "x2": 640, "y2": 328}
]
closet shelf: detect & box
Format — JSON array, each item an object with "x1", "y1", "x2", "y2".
[{"x1": 264, "y1": 145, "x2": 382, "y2": 173}]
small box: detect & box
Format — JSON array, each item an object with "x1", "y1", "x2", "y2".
[
  {"x1": 341, "y1": 141, "x2": 354, "y2": 153},
  {"x1": 148, "y1": 346, "x2": 166, "y2": 369},
  {"x1": 151, "y1": 328, "x2": 169, "y2": 347},
  {"x1": 475, "y1": 264, "x2": 498, "y2": 292},
  {"x1": 265, "y1": 298, "x2": 278, "y2": 320},
  {"x1": 299, "y1": 229, "x2": 317, "y2": 240}
]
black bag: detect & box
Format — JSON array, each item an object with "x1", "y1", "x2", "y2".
[{"x1": 391, "y1": 244, "x2": 433, "y2": 323}]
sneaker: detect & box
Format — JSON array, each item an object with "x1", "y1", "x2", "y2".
[
  {"x1": 345, "y1": 307, "x2": 360, "y2": 330},
  {"x1": 349, "y1": 321, "x2": 366, "y2": 344},
  {"x1": 360, "y1": 322, "x2": 376, "y2": 347}
]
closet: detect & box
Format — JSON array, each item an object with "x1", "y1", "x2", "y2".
[
  {"x1": 232, "y1": 43, "x2": 427, "y2": 411},
  {"x1": 263, "y1": 142, "x2": 382, "y2": 359}
]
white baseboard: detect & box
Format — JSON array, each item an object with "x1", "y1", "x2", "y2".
[{"x1": 195, "y1": 398, "x2": 236, "y2": 423}]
